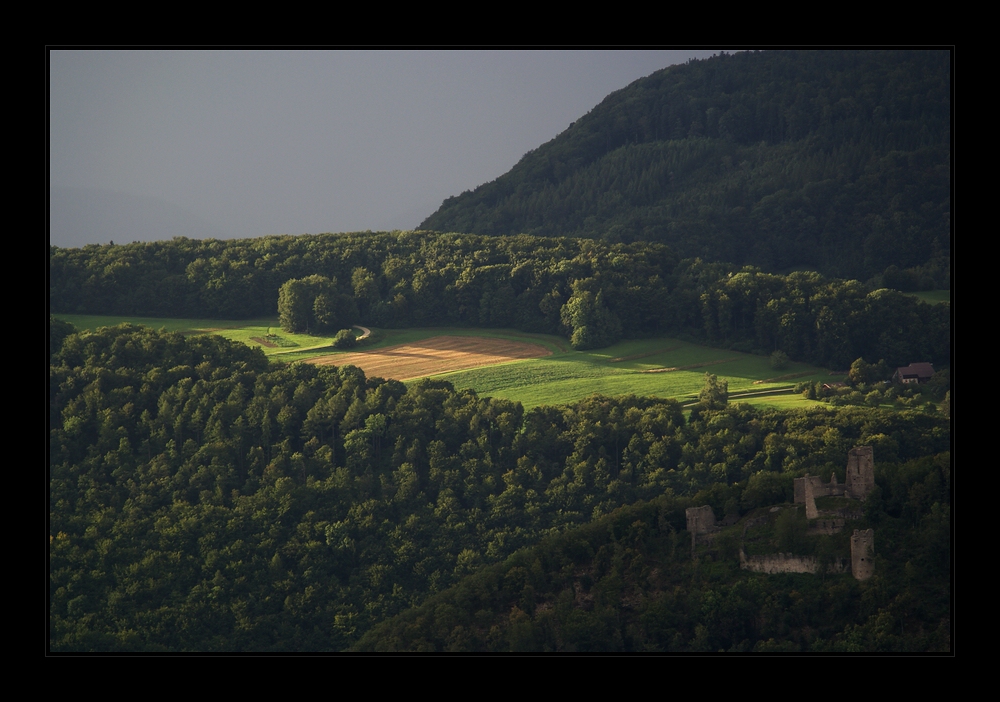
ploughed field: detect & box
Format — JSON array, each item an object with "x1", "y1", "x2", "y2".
[{"x1": 306, "y1": 335, "x2": 552, "y2": 381}]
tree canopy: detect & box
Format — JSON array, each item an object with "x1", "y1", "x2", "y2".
[
  {"x1": 50, "y1": 231, "x2": 949, "y2": 367},
  {"x1": 50, "y1": 324, "x2": 950, "y2": 651},
  {"x1": 421, "y1": 50, "x2": 950, "y2": 284}
]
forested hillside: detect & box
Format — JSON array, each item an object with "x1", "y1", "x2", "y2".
[
  {"x1": 49, "y1": 231, "x2": 949, "y2": 368},
  {"x1": 354, "y1": 452, "x2": 951, "y2": 653},
  {"x1": 421, "y1": 50, "x2": 950, "y2": 284},
  {"x1": 49, "y1": 325, "x2": 949, "y2": 651}
]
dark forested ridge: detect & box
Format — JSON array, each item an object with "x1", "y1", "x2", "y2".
[
  {"x1": 49, "y1": 325, "x2": 949, "y2": 651},
  {"x1": 421, "y1": 50, "x2": 950, "y2": 284}
]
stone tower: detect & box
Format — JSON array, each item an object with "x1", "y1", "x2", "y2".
[
  {"x1": 686, "y1": 505, "x2": 716, "y2": 535},
  {"x1": 846, "y1": 446, "x2": 875, "y2": 500},
  {"x1": 686, "y1": 505, "x2": 717, "y2": 557},
  {"x1": 850, "y1": 528, "x2": 875, "y2": 580},
  {"x1": 803, "y1": 476, "x2": 819, "y2": 519}
]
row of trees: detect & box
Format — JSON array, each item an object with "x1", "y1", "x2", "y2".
[
  {"x1": 50, "y1": 230, "x2": 949, "y2": 366},
  {"x1": 277, "y1": 275, "x2": 358, "y2": 334}
]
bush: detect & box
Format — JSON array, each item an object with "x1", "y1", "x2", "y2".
[
  {"x1": 332, "y1": 328, "x2": 358, "y2": 349},
  {"x1": 770, "y1": 350, "x2": 789, "y2": 371}
]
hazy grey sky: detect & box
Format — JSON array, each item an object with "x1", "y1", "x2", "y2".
[{"x1": 49, "y1": 49, "x2": 722, "y2": 246}]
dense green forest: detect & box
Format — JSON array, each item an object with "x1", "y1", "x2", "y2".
[
  {"x1": 354, "y1": 452, "x2": 950, "y2": 653},
  {"x1": 49, "y1": 324, "x2": 949, "y2": 651},
  {"x1": 421, "y1": 50, "x2": 950, "y2": 285},
  {"x1": 49, "y1": 231, "x2": 948, "y2": 369},
  {"x1": 49, "y1": 49, "x2": 951, "y2": 652}
]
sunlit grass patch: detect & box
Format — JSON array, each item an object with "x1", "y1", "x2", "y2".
[
  {"x1": 906, "y1": 289, "x2": 950, "y2": 305},
  {"x1": 56, "y1": 313, "x2": 277, "y2": 334},
  {"x1": 52, "y1": 316, "x2": 834, "y2": 410}
]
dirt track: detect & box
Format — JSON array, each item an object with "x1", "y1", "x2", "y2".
[{"x1": 306, "y1": 335, "x2": 551, "y2": 381}]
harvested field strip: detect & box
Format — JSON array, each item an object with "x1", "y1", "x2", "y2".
[
  {"x1": 306, "y1": 335, "x2": 551, "y2": 381},
  {"x1": 640, "y1": 357, "x2": 742, "y2": 373},
  {"x1": 608, "y1": 346, "x2": 682, "y2": 363}
]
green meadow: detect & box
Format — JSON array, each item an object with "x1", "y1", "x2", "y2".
[
  {"x1": 435, "y1": 336, "x2": 830, "y2": 410},
  {"x1": 54, "y1": 314, "x2": 831, "y2": 410},
  {"x1": 56, "y1": 314, "x2": 264, "y2": 335},
  {"x1": 906, "y1": 289, "x2": 950, "y2": 305},
  {"x1": 56, "y1": 314, "x2": 344, "y2": 358}
]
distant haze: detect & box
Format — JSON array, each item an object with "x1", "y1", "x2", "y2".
[{"x1": 49, "y1": 49, "x2": 722, "y2": 247}]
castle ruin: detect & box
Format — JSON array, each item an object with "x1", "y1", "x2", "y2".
[
  {"x1": 794, "y1": 446, "x2": 873, "y2": 521},
  {"x1": 686, "y1": 447, "x2": 877, "y2": 580},
  {"x1": 738, "y1": 527, "x2": 873, "y2": 580}
]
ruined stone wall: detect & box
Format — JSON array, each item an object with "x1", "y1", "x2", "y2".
[
  {"x1": 832, "y1": 507, "x2": 864, "y2": 520},
  {"x1": 739, "y1": 550, "x2": 851, "y2": 575},
  {"x1": 794, "y1": 446, "x2": 874, "y2": 517},
  {"x1": 740, "y1": 551, "x2": 819, "y2": 574},
  {"x1": 808, "y1": 519, "x2": 846, "y2": 535},
  {"x1": 795, "y1": 475, "x2": 847, "y2": 516}
]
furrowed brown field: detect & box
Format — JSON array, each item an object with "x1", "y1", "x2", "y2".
[{"x1": 307, "y1": 335, "x2": 551, "y2": 380}]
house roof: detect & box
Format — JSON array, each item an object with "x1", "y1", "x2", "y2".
[{"x1": 895, "y1": 362, "x2": 935, "y2": 379}]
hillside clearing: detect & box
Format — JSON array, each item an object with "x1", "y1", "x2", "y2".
[
  {"x1": 53, "y1": 315, "x2": 832, "y2": 410},
  {"x1": 306, "y1": 335, "x2": 551, "y2": 380}
]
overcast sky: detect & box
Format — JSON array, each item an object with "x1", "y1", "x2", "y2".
[{"x1": 49, "y1": 49, "x2": 722, "y2": 247}]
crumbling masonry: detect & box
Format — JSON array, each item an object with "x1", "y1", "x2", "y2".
[
  {"x1": 739, "y1": 528, "x2": 873, "y2": 580},
  {"x1": 688, "y1": 447, "x2": 876, "y2": 580},
  {"x1": 850, "y1": 528, "x2": 875, "y2": 580},
  {"x1": 794, "y1": 446, "x2": 874, "y2": 520},
  {"x1": 685, "y1": 504, "x2": 717, "y2": 557}
]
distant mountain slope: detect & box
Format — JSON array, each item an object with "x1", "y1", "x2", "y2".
[{"x1": 420, "y1": 50, "x2": 950, "y2": 283}]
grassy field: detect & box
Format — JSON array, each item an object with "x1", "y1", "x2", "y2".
[
  {"x1": 907, "y1": 290, "x2": 950, "y2": 305},
  {"x1": 53, "y1": 314, "x2": 831, "y2": 410},
  {"x1": 55, "y1": 314, "x2": 350, "y2": 358},
  {"x1": 55, "y1": 314, "x2": 273, "y2": 334},
  {"x1": 434, "y1": 336, "x2": 830, "y2": 409}
]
